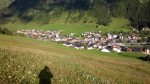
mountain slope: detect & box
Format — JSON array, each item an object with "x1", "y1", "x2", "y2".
[
  {"x1": 0, "y1": 34, "x2": 150, "y2": 84},
  {"x1": 0, "y1": 0, "x2": 150, "y2": 29},
  {"x1": 0, "y1": 0, "x2": 15, "y2": 9}
]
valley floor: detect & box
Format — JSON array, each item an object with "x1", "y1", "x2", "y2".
[
  {"x1": 0, "y1": 34, "x2": 150, "y2": 84},
  {"x1": 1, "y1": 18, "x2": 130, "y2": 35}
]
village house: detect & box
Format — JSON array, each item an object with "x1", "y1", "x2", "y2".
[
  {"x1": 142, "y1": 27, "x2": 150, "y2": 31},
  {"x1": 143, "y1": 46, "x2": 150, "y2": 55}
]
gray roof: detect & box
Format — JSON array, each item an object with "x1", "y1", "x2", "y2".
[{"x1": 108, "y1": 43, "x2": 126, "y2": 47}]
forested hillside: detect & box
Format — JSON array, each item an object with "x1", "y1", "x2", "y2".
[
  {"x1": 0, "y1": 0, "x2": 15, "y2": 9},
  {"x1": 0, "y1": 0, "x2": 150, "y2": 30}
]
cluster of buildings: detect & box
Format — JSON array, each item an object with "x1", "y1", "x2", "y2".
[
  {"x1": 16, "y1": 29, "x2": 150, "y2": 54},
  {"x1": 17, "y1": 29, "x2": 62, "y2": 41}
]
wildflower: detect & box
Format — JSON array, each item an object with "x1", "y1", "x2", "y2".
[
  {"x1": 8, "y1": 76, "x2": 11, "y2": 78},
  {"x1": 28, "y1": 71, "x2": 32, "y2": 74}
]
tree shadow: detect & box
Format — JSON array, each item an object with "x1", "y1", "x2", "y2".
[
  {"x1": 137, "y1": 55, "x2": 150, "y2": 62},
  {"x1": 38, "y1": 66, "x2": 53, "y2": 84},
  {"x1": 137, "y1": 56, "x2": 147, "y2": 61}
]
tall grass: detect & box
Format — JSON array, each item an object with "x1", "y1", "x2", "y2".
[{"x1": 0, "y1": 34, "x2": 150, "y2": 84}]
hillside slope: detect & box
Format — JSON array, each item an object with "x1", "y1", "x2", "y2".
[
  {"x1": 0, "y1": 34, "x2": 150, "y2": 84},
  {"x1": 0, "y1": 0, "x2": 150, "y2": 29}
]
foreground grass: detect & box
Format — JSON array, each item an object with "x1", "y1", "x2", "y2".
[
  {"x1": 0, "y1": 34, "x2": 150, "y2": 84},
  {"x1": 1, "y1": 18, "x2": 130, "y2": 35}
]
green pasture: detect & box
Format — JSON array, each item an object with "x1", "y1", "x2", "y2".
[{"x1": 1, "y1": 18, "x2": 130, "y2": 35}]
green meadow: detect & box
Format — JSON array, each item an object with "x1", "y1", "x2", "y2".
[
  {"x1": 0, "y1": 34, "x2": 150, "y2": 84},
  {"x1": 1, "y1": 18, "x2": 130, "y2": 35}
]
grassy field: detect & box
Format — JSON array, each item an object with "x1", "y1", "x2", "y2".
[
  {"x1": 0, "y1": 34, "x2": 150, "y2": 84},
  {"x1": 1, "y1": 18, "x2": 130, "y2": 35}
]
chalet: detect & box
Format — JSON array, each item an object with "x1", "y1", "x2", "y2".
[
  {"x1": 142, "y1": 27, "x2": 150, "y2": 32},
  {"x1": 101, "y1": 48, "x2": 110, "y2": 53},
  {"x1": 108, "y1": 43, "x2": 126, "y2": 53},
  {"x1": 143, "y1": 46, "x2": 150, "y2": 55},
  {"x1": 74, "y1": 42, "x2": 84, "y2": 50},
  {"x1": 63, "y1": 42, "x2": 73, "y2": 47}
]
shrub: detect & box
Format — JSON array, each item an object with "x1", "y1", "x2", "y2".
[{"x1": 0, "y1": 27, "x2": 13, "y2": 35}]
